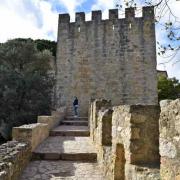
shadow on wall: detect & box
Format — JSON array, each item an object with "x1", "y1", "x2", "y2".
[{"x1": 114, "y1": 144, "x2": 126, "y2": 180}]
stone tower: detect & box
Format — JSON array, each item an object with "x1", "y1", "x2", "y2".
[{"x1": 55, "y1": 7, "x2": 158, "y2": 116}]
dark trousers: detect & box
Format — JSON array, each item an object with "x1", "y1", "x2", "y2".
[{"x1": 73, "y1": 105, "x2": 78, "y2": 116}]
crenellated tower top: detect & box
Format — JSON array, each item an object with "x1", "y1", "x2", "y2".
[
  {"x1": 56, "y1": 6, "x2": 157, "y2": 115},
  {"x1": 58, "y1": 6, "x2": 154, "y2": 24}
]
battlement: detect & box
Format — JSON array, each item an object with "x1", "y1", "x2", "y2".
[
  {"x1": 56, "y1": 5, "x2": 157, "y2": 116},
  {"x1": 58, "y1": 6, "x2": 154, "y2": 24}
]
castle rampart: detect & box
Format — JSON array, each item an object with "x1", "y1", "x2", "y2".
[{"x1": 55, "y1": 7, "x2": 157, "y2": 116}]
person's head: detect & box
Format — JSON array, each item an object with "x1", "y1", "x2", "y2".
[{"x1": 74, "y1": 96, "x2": 77, "y2": 99}]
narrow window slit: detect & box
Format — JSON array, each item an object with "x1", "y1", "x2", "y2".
[
  {"x1": 129, "y1": 23, "x2": 132, "y2": 29},
  {"x1": 112, "y1": 24, "x2": 115, "y2": 31},
  {"x1": 78, "y1": 26, "x2": 81, "y2": 32}
]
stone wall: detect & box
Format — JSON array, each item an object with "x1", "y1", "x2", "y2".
[
  {"x1": 12, "y1": 123, "x2": 49, "y2": 152},
  {"x1": 89, "y1": 99, "x2": 111, "y2": 142},
  {"x1": 112, "y1": 105, "x2": 160, "y2": 180},
  {"x1": 55, "y1": 6, "x2": 158, "y2": 116},
  {"x1": 12, "y1": 107, "x2": 66, "y2": 151},
  {"x1": 90, "y1": 99, "x2": 160, "y2": 180},
  {"x1": 38, "y1": 107, "x2": 66, "y2": 130},
  {"x1": 159, "y1": 99, "x2": 180, "y2": 180},
  {"x1": 0, "y1": 107, "x2": 66, "y2": 180},
  {"x1": 0, "y1": 141, "x2": 31, "y2": 180}
]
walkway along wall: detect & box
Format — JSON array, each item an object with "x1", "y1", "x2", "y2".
[
  {"x1": 0, "y1": 107, "x2": 66, "y2": 180},
  {"x1": 55, "y1": 6, "x2": 158, "y2": 116}
]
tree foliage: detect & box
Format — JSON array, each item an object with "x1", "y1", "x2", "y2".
[
  {"x1": 158, "y1": 76, "x2": 180, "y2": 101},
  {"x1": 11, "y1": 38, "x2": 57, "y2": 57},
  {"x1": 0, "y1": 39, "x2": 54, "y2": 139},
  {"x1": 35, "y1": 39, "x2": 57, "y2": 57}
]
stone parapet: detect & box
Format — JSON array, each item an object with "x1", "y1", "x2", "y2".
[
  {"x1": 12, "y1": 107, "x2": 66, "y2": 151},
  {"x1": 112, "y1": 105, "x2": 160, "y2": 165},
  {"x1": 38, "y1": 106, "x2": 66, "y2": 130},
  {"x1": 0, "y1": 141, "x2": 31, "y2": 180},
  {"x1": 89, "y1": 99, "x2": 111, "y2": 142},
  {"x1": 159, "y1": 99, "x2": 180, "y2": 180},
  {"x1": 90, "y1": 99, "x2": 160, "y2": 179},
  {"x1": 38, "y1": 116, "x2": 57, "y2": 130},
  {"x1": 12, "y1": 123, "x2": 49, "y2": 152},
  {"x1": 0, "y1": 107, "x2": 66, "y2": 179}
]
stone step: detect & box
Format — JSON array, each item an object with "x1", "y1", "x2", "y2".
[
  {"x1": 32, "y1": 152, "x2": 97, "y2": 162},
  {"x1": 60, "y1": 120, "x2": 88, "y2": 126},
  {"x1": 64, "y1": 116, "x2": 88, "y2": 121},
  {"x1": 50, "y1": 125, "x2": 90, "y2": 137},
  {"x1": 50, "y1": 130, "x2": 90, "y2": 137},
  {"x1": 20, "y1": 160, "x2": 104, "y2": 180},
  {"x1": 32, "y1": 136, "x2": 97, "y2": 162}
]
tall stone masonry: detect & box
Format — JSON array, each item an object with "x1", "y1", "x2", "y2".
[{"x1": 55, "y1": 7, "x2": 158, "y2": 116}]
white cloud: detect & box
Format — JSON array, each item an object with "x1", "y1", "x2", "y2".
[
  {"x1": 0, "y1": 0, "x2": 58, "y2": 42},
  {"x1": 91, "y1": 0, "x2": 116, "y2": 19},
  {"x1": 91, "y1": 0, "x2": 115, "y2": 10},
  {"x1": 57, "y1": 0, "x2": 86, "y2": 21},
  {"x1": 0, "y1": 0, "x2": 179, "y2": 79},
  {"x1": 0, "y1": 0, "x2": 87, "y2": 41},
  {"x1": 58, "y1": 0, "x2": 85, "y2": 13}
]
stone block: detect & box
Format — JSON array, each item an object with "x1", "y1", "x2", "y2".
[
  {"x1": 143, "y1": 6, "x2": 154, "y2": 19},
  {"x1": 131, "y1": 128, "x2": 140, "y2": 139},
  {"x1": 125, "y1": 8, "x2": 135, "y2": 18},
  {"x1": 160, "y1": 99, "x2": 180, "y2": 180},
  {"x1": 12, "y1": 123, "x2": 49, "y2": 151},
  {"x1": 75, "y1": 12, "x2": 85, "y2": 23},
  {"x1": 109, "y1": 9, "x2": 118, "y2": 20},
  {"x1": 160, "y1": 138, "x2": 177, "y2": 158},
  {"x1": 0, "y1": 141, "x2": 31, "y2": 180},
  {"x1": 92, "y1": 10, "x2": 102, "y2": 21},
  {"x1": 59, "y1": 14, "x2": 70, "y2": 23},
  {"x1": 38, "y1": 116, "x2": 57, "y2": 130}
]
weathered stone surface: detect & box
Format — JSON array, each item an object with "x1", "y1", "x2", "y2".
[
  {"x1": 0, "y1": 141, "x2": 31, "y2": 180},
  {"x1": 112, "y1": 105, "x2": 160, "y2": 165},
  {"x1": 37, "y1": 109, "x2": 66, "y2": 131},
  {"x1": 33, "y1": 136, "x2": 96, "y2": 155},
  {"x1": 12, "y1": 123, "x2": 49, "y2": 151},
  {"x1": 159, "y1": 99, "x2": 180, "y2": 180},
  {"x1": 160, "y1": 138, "x2": 177, "y2": 158},
  {"x1": 38, "y1": 116, "x2": 57, "y2": 130},
  {"x1": 51, "y1": 106, "x2": 66, "y2": 122},
  {"x1": 20, "y1": 115, "x2": 102, "y2": 179},
  {"x1": 50, "y1": 125, "x2": 90, "y2": 136},
  {"x1": 55, "y1": 7, "x2": 158, "y2": 116},
  {"x1": 89, "y1": 99, "x2": 111, "y2": 142},
  {"x1": 12, "y1": 108, "x2": 66, "y2": 151},
  {"x1": 90, "y1": 100, "x2": 160, "y2": 180},
  {"x1": 125, "y1": 164, "x2": 160, "y2": 180},
  {"x1": 20, "y1": 160, "x2": 104, "y2": 180}
]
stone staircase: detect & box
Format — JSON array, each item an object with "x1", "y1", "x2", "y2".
[{"x1": 20, "y1": 116, "x2": 104, "y2": 180}]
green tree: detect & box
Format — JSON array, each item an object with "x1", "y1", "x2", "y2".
[
  {"x1": 0, "y1": 39, "x2": 54, "y2": 140},
  {"x1": 11, "y1": 38, "x2": 57, "y2": 57},
  {"x1": 35, "y1": 39, "x2": 57, "y2": 57},
  {"x1": 158, "y1": 76, "x2": 180, "y2": 101}
]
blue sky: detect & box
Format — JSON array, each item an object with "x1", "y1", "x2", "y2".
[{"x1": 0, "y1": 0, "x2": 179, "y2": 79}]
